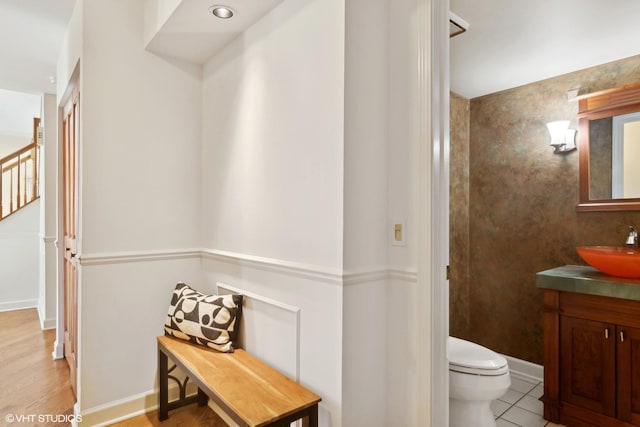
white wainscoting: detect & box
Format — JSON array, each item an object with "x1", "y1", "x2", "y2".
[
  {"x1": 216, "y1": 282, "x2": 301, "y2": 382},
  {"x1": 71, "y1": 247, "x2": 421, "y2": 427},
  {"x1": 202, "y1": 248, "x2": 343, "y2": 285}
]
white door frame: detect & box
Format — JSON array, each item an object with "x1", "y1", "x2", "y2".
[
  {"x1": 416, "y1": 0, "x2": 450, "y2": 424},
  {"x1": 54, "y1": 62, "x2": 80, "y2": 361}
]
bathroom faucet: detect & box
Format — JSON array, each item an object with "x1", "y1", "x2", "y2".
[{"x1": 626, "y1": 226, "x2": 638, "y2": 248}]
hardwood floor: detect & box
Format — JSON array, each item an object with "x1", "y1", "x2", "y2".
[
  {"x1": 108, "y1": 405, "x2": 227, "y2": 427},
  {"x1": 0, "y1": 309, "x2": 226, "y2": 427},
  {"x1": 0, "y1": 309, "x2": 74, "y2": 427}
]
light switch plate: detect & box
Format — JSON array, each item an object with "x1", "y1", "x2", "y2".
[{"x1": 392, "y1": 220, "x2": 406, "y2": 246}]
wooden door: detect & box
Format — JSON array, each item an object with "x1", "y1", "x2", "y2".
[
  {"x1": 617, "y1": 326, "x2": 640, "y2": 425},
  {"x1": 63, "y1": 90, "x2": 79, "y2": 396},
  {"x1": 560, "y1": 315, "x2": 616, "y2": 417}
]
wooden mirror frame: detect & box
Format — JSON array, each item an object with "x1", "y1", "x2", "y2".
[{"x1": 576, "y1": 82, "x2": 640, "y2": 212}]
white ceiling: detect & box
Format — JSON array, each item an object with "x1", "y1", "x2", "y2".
[
  {"x1": 0, "y1": 0, "x2": 76, "y2": 95},
  {"x1": 450, "y1": 0, "x2": 640, "y2": 99},
  {"x1": 5, "y1": 0, "x2": 640, "y2": 102},
  {"x1": 0, "y1": 0, "x2": 75, "y2": 139},
  {"x1": 146, "y1": 0, "x2": 286, "y2": 64}
]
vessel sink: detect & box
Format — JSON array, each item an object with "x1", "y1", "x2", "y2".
[{"x1": 576, "y1": 246, "x2": 640, "y2": 278}]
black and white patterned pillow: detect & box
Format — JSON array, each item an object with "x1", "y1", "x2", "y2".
[{"x1": 164, "y1": 282, "x2": 243, "y2": 352}]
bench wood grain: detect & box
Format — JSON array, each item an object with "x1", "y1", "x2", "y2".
[{"x1": 157, "y1": 335, "x2": 321, "y2": 427}]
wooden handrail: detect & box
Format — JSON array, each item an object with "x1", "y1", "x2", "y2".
[
  {"x1": 0, "y1": 117, "x2": 40, "y2": 221},
  {"x1": 0, "y1": 142, "x2": 37, "y2": 166},
  {"x1": 2, "y1": 153, "x2": 33, "y2": 172}
]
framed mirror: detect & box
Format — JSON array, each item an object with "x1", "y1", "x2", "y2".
[{"x1": 577, "y1": 82, "x2": 640, "y2": 211}]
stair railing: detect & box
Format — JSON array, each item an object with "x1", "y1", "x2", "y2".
[{"x1": 0, "y1": 118, "x2": 40, "y2": 221}]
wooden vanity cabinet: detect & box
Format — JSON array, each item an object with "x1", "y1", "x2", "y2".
[{"x1": 543, "y1": 290, "x2": 640, "y2": 426}]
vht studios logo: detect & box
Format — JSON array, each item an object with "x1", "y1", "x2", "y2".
[{"x1": 5, "y1": 414, "x2": 83, "y2": 423}]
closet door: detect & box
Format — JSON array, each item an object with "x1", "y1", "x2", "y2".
[{"x1": 62, "y1": 89, "x2": 79, "y2": 397}]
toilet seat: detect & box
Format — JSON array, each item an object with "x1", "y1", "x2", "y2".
[{"x1": 448, "y1": 337, "x2": 508, "y2": 376}]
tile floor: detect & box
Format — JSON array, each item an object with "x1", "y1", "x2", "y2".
[{"x1": 491, "y1": 373, "x2": 565, "y2": 427}]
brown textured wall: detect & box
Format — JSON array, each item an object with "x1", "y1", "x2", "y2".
[
  {"x1": 450, "y1": 92, "x2": 470, "y2": 339},
  {"x1": 451, "y1": 54, "x2": 640, "y2": 364},
  {"x1": 589, "y1": 117, "x2": 613, "y2": 199}
]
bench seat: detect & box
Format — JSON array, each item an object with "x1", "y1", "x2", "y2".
[{"x1": 157, "y1": 335, "x2": 321, "y2": 427}]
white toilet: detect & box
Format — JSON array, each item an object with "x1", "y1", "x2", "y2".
[{"x1": 448, "y1": 336, "x2": 511, "y2": 427}]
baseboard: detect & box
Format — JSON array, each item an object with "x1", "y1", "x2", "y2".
[
  {"x1": 52, "y1": 339, "x2": 64, "y2": 360},
  {"x1": 79, "y1": 383, "x2": 197, "y2": 426},
  {"x1": 37, "y1": 303, "x2": 55, "y2": 330},
  {"x1": 0, "y1": 299, "x2": 37, "y2": 313},
  {"x1": 72, "y1": 402, "x2": 81, "y2": 427},
  {"x1": 39, "y1": 317, "x2": 56, "y2": 330},
  {"x1": 503, "y1": 354, "x2": 544, "y2": 383}
]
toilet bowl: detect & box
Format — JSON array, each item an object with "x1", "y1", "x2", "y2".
[{"x1": 448, "y1": 337, "x2": 511, "y2": 427}]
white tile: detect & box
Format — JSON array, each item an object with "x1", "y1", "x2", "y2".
[
  {"x1": 496, "y1": 418, "x2": 521, "y2": 427},
  {"x1": 500, "y1": 388, "x2": 525, "y2": 404},
  {"x1": 492, "y1": 399, "x2": 511, "y2": 418},
  {"x1": 502, "y1": 406, "x2": 547, "y2": 427},
  {"x1": 515, "y1": 395, "x2": 543, "y2": 415},
  {"x1": 510, "y1": 376, "x2": 539, "y2": 394},
  {"x1": 528, "y1": 384, "x2": 544, "y2": 399}
]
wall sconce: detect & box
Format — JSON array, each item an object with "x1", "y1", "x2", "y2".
[{"x1": 546, "y1": 120, "x2": 577, "y2": 154}]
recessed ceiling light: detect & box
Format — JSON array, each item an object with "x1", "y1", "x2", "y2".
[{"x1": 210, "y1": 5, "x2": 234, "y2": 19}]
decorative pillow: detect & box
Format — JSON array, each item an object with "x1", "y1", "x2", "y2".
[{"x1": 164, "y1": 282, "x2": 243, "y2": 352}]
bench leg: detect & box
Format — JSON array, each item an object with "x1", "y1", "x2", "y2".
[
  {"x1": 197, "y1": 387, "x2": 208, "y2": 407},
  {"x1": 306, "y1": 404, "x2": 318, "y2": 427},
  {"x1": 158, "y1": 348, "x2": 169, "y2": 421}
]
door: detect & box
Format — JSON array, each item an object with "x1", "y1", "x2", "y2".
[
  {"x1": 63, "y1": 90, "x2": 79, "y2": 396},
  {"x1": 617, "y1": 326, "x2": 640, "y2": 425},
  {"x1": 560, "y1": 315, "x2": 616, "y2": 417}
]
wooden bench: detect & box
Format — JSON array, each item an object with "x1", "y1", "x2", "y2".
[{"x1": 157, "y1": 336, "x2": 321, "y2": 427}]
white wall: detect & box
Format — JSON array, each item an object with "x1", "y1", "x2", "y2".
[
  {"x1": 343, "y1": 0, "x2": 389, "y2": 273},
  {"x1": 38, "y1": 93, "x2": 58, "y2": 329},
  {"x1": 79, "y1": 256, "x2": 202, "y2": 424},
  {"x1": 0, "y1": 201, "x2": 40, "y2": 311},
  {"x1": 202, "y1": 0, "x2": 424, "y2": 425},
  {"x1": 56, "y1": 0, "x2": 204, "y2": 418},
  {"x1": 0, "y1": 88, "x2": 41, "y2": 307},
  {"x1": 80, "y1": 1, "x2": 201, "y2": 254},
  {"x1": 385, "y1": 0, "x2": 422, "y2": 424},
  {"x1": 56, "y1": 0, "x2": 82, "y2": 104},
  {"x1": 0, "y1": 89, "x2": 41, "y2": 157},
  {"x1": 201, "y1": 256, "x2": 343, "y2": 427},
  {"x1": 51, "y1": 0, "x2": 430, "y2": 425},
  {"x1": 201, "y1": 0, "x2": 346, "y2": 425},
  {"x1": 341, "y1": 0, "x2": 390, "y2": 426},
  {"x1": 201, "y1": 0, "x2": 345, "y2": 270},
  {"x1": 0, "y1": 133, "x2": 31, "y2": 157}
]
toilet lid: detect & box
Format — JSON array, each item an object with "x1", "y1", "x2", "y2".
[{"x1": 448, "y1": 337, "x2": 508, "y2": 372}]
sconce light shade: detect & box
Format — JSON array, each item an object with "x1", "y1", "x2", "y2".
[{"x1": 546, "y1": 120, "x2": 577, "y2": 153}]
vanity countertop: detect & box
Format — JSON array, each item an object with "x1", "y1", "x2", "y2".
[{"x1": 536, "y1": 265, "x2": 640, "y2": 301}]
